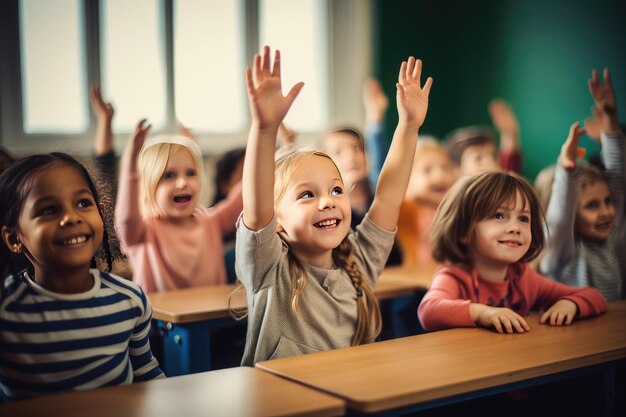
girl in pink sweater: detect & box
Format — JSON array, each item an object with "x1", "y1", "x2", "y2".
[
  {"x1": 418, "y1": 171, "x2": 607, "y2": 333},
  {"x1": 115, "y1": 122, "x2": 242, "y2": 292}
]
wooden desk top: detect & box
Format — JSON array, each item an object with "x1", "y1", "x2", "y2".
[
  {"x1": 149, "y1": 264, "x2": 442, "y2": 324},
  {"x1": 0, "y1": 366, "x2": 345, "y2": 417},
  {"x1": 257, "y1": 300, "x2": 626, "y2": 413}
]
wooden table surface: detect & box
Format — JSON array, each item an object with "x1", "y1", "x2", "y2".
[
  {"x1": 0, "y1": 366, "x2": 345, "y2": 417},
  {"x1": 149, "y1": 264, "x2": 442, "y2": 324},
  {"x1": 256, "y1": 300, "x2": 626, "y2": 413}
]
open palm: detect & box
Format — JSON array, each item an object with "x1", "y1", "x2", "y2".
[{"x1": 396, "y1": 57, "x2": 433, "y2": 128}]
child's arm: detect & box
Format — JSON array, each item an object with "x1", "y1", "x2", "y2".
[
  {"x1": 115, "y1": 120, "x2": 151, "y2": 247},
  {"x1": 368, "y1": 57, "x2": 432, "y2": 231},
  {"x1": 90, "y1": 85, "x2": 115, "y2": 156},
  {"x1": 242, "y1": 46, "x2": 304, "y2": 230},
  {"x1": 488, "y1": 98, "x2": 521, "y2": 173},
  {"x1": 363, "y1": 78, "x2": 390, "y2": 187}
]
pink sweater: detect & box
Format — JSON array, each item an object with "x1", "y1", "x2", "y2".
[
  {"x1": 418, "y1": 263, "x2": 607, "y2": 332},
  {"x1": 116, "y1": 171, "x2": 243, "y2": 293}
]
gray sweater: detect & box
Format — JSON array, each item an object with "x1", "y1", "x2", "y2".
[
  {"x1": 235, "y1": 215, "x2": 395, "y2": 366},
  {"x1": 540, "y1": 132, "x2": 625, "y2": 300}
]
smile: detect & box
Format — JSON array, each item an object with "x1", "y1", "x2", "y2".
[
  {"x1": 498, "y1": 240, "x2": 522, "y2": 247},
  {"x1": 314, "y1": 219, "x2": 339, "y2": 228},
  {"x1": 60, "y1": 235, "x2": 89, "y2": 245},
  {"x1": 173, "y1": 194, "x2": 192, "y2": 203}
]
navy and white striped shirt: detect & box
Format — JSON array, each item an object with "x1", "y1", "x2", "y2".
[{"x1": 0, "y1": 269, "x2": 164, "y2": 402}]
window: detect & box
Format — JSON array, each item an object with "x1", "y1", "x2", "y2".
[{"x1": 0, "y1": 0, "x2": 372, "y2": 154}]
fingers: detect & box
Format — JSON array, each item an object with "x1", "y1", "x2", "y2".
[
  {"x1": 603, "y1": 67, "x2": 611, "y2": 86},
  {"x1": 252, "y1": 53, "x2": 262, "y2": 87},
  {"x1": 272, "y1": 49, "x2": 281, "y2": 80},
  {"x1": 285, "y1": 82, "x2": 305, "y2": 105},
  {"x1": 398, "y1": 60, "x2": 407, "y2": 85},
  {"x1": 261, "y1": 45, "x2": 271, "y2": 76},
  {"x1": 412, "y1": 58, "x2": 421, "y2": 80},
  {"x1": 245, "y1": 67, "x2": 255, "y2": 97},
  {"x1": 422, "y1": 77, "x2": 433, "y2": 97}
]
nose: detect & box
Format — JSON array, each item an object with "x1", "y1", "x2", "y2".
[
  {"x1": 59, "y1": 210, "x2": 82, "y2": 227},
  {"x1": 319, "y1": 194, "x2": 336, "y2": 210},
  {"x1": 505, "y1": 219, "x2": 520, "y2": 234},
  {"x1": 176, "y1": 176, "x2": 188, "y2": 189}
]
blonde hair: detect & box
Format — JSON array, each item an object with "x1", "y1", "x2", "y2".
[
  {"x1": 138, "y1": 135, "x2": 206, "y2": 219},
  {"x1": 274, "y1": 150, "x2": 382, "y2": 345},
  {"x1": 534, "y1": 165, "x2": 556, "y2": 213},
  {"x1": 431, "y1": 171, "x2": 545, "y2": 266}
]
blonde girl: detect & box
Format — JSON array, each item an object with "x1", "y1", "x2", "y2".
[
  {"x1": 116, "y1": 124, "x2": 242, "y2": 292},
  {"x1": 236, "y1": 46, "x2": 432, "y2": 365},
  {"x1": 418, "y1": 171, "x2": 607, "y2": 333}
]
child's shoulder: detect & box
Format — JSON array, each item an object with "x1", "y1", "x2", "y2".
[{"x1": 94, "y1": 269, "x2": 147, "y2": 298}]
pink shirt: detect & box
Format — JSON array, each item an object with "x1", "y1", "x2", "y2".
[
  {"x1": 418, "y1": 263, "x2": 607, "y2": 332},
  {"x1": 116, "y1": 171, "x2": 243, "y2": 293}
]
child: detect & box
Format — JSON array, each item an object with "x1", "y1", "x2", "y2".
[
  {"x1": 115, "y1": 121, "x2": 243, "y2": 293},
  {"x1": 236, "y1": 46, "x2": 432, "y2": 364},
  {"x1": 418, "y1": 171, "x2": 607, "y2": 333},
  {"x1": 397, "y1": 137, "x2": 457, "y2": 267},
  {"x1": 445, "y1": 98, "x2": 522, "y2": 176},
  {"x1": 0, "y1": 153, "x2": 163, "y2": 402},
  {"x1": 540, "y1": 68, "x2": 625, "y2": 301}
]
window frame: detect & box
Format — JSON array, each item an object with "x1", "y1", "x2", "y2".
[{"x1": 0, "y1": 0, "x2": 373, "y2": 156}]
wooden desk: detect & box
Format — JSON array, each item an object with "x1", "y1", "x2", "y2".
[
  {"x1": 257, "y1": 300, "x2": 626, "y2": 416},
  {"x1": 149, "y1": 266, "x2": 441, "y2": 376},
  {"x1": 0, "y1": 366, "x2": 345, "y2": 417}
]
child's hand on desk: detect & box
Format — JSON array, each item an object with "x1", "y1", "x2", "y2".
[
  {"x1": 539, "y1": 299, "x2": 577, "y2": 326},
  {"x1": 472, "y1": 304, "x2": 530, "y2": 334}
]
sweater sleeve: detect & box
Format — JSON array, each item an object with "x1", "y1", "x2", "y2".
[
  {"x1": 418, "y1": 270, "x2": 475, "y2": 332},
  {"x1": 364, "y1": 120, "x2": 389, "y2": 189},
  {"x1": 115, "y1": 166, "x2": 146, "y2": 250},
  {"x1": 129, "y1": 289, "x2": 165, "y2": 381},
  {"x1": 527, "y1": 269, "x2": 608, "y2": 318},
  {"x1": 601, "y1": 132, "x2": 625, "y2": 226},
  {"x1": 539, "y1": 162, "x2": 578, "y2": 276},
  {"x1": 499, "y1": 148, "x2": 521, "y2": 174},
  {"x1": 210, "y1": 181, "x2": 243, "y2": 236}
]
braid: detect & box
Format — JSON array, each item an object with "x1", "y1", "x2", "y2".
[
  {"x1": 333, "y1": 237, "x2": 381, "y2": 345},
  {"x1": 288, "y1": 250, "x2": 307, "y2": 318}
]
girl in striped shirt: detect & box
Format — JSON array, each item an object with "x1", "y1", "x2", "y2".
[{"x1": 0, "y1": 153, "x2": 163, "y2": 402}]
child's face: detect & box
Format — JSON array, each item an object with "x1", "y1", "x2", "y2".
[
  {"x1": 472, "y1": 191, "x2": 532, "y2": 269},
  {"x1": 155, "y1": 148, "x2": 201, "y2": 220},
  {"x1": 406, "y1": 149, "x2": 457, "y2": 206},
  {"x1": 276, "y1": 155, "x2": 351, "y2": 267},
  {"x1": 323, "y1": 132, "x2": 367, "y2": 190},
  {"x1": 460, "y1": 143, "x2": 499, "y2": 176},
  {"x1": 12, "y1": 163, "x2": 103, "y2": 275},
  {"x1": 576, "y1": 180, "x2": 615, "y2": 242}
]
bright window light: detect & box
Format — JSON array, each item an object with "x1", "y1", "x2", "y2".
[
  {"x1": 174, "y1": 0, "x2": 245, "y2": 133},
  {"x1": 101, "y1": 0, "x2": 166, "y2": 131},
  {"x1": 259, "y1": 0, "x2": 328, "y2": 131},
  {"x1": 19, "y1": 0, "x2": 87, "y2": 133}
]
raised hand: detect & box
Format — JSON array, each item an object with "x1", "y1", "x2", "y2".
[
  {"x1": 488, "y1": 98, "x2": 519, "y2": 136},
  {"x1": 560, "y1": 121, "x2": 586, "y2": 170},
  {"x1": 539, "y1": 299, "x2": 577, "y2": 326},
  {"x1": 363, "y1": 78, "x2": 389, "y2": 123},
  {"x1": 245, "y1": 46, "x2": 304, "y2": 131},
  {"x1": 588, "y1": 68, "x2": 620, "y2": 133},
  {"x1": 583, "y1": 106, "x2": 602, "y2": 142},
  {"x1": 395, "y1": 57, "x2": 433, "y2": 128},
  {"x1": 475, "y1": 306, "x2": 530, "y2": 334},
  {"x1": 89, "y1": 85, "x2": 114, "y2": 121}
]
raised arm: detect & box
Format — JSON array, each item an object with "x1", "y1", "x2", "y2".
[
  {"x1": 115, "y1": 120, "x2": 151, "y2": 247},
  {"x1": 363, "y1": 78, "x2": 390, "y2": 187},
  {"x1": 368, "y1": 57, "x2": 432, "y2": 231},
  {"x1": 90, "y1": 85, "x2": 115, "y2": 156},
  {"x1": 242, "y1": 46, "x2": 304, "y2": 230}
]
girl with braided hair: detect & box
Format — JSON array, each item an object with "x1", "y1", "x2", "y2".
[{"x1": 235, "y1": 46, "x2": 432, "y2": 365}]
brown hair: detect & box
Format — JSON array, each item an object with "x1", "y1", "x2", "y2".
[
  {"x1": 430, "y1": 171, "x2": 545, "y2": 266},
  {"x1": 444, "y1": 126, "x2": 496, "y2": 165}
]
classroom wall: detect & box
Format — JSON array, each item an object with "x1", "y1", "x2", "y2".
[{"x1": 373, "y1": 0, "x2": 626, "y2": 180}]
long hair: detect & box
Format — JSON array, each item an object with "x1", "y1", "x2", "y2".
[
  {"x1": 431, "y1": 171, "x2": 545, "y2": 266},
  {"x1": 0, "y1": 153, "x2": 113, "y2": 281},
  {"x1": 139, "y1": 135, "x2": 207, "y2": 218}
]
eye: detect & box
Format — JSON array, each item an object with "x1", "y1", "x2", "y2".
[
  {"x1": 38, "y1": 205, "x2": 58, "y2": 216},
  {"x1": 519, "y1": 215, "x2": 530, "y2": 223},
  {"x1": 298, "y1": 191, "x2": 314, "y2": 200},
  {"x1": 162, "y1": 171, "x2": 175, "y2": 180},
  {"x1": 494, "y1": 212, "x2": 504, "y2": 220},
  {"x1": 331, "y1": 186, "x2": 343, "y2": 196},
  {"x1": 186, "y1": 169, "x2": 197, "y2": 177},
  {"x1": 584, "y1": 200, "x2": 600, "y2": 210},
  {"x1": 77, "y1": 198, "x2": 94, "y2": 209},
  {"x1": 605, "y1": 196, "x2": 613, "y2": 207}
]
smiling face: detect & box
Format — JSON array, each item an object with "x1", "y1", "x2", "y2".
[
  {"x1": 576, "y1": 180, "x2": 615, "y2": 242},
  {"x1": 472, "y1": 191, "x2": 532, "y2": 272},
  {"x1": 406, "y1": 147, "x2": 457, "y2": 206},
  {"x1": 276, "y1": 154, "x2": 352, "y2": 268},
  {"x1": 154, "y1": 147, "x2": 201, "y2": 220},
  {"x1": 10, "y1": 162, "x2": 103, "y2": 278},
  {"x1": 322, "y1": 131, "x2": 368, "y2": 190}
]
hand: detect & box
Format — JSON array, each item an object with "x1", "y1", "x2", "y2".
[
  {"x1": 363, "y1": 78, "x2": 388, "y2": 123},
  {"x1": 588, "y1": 68, "x2": 620, "y2": 134},
  {"x1": 89, "y1": 85, "x2": 114, "y2": 121},
  {"x1": 395, "y1": 57, "x2": 433, "y2": 128},
  {"x1": 488, "y1": 98, "x2": 519, "y2": 136},
  {"x1": 583, "y1": 106, "x2": 602, "y2": 142},
  {"x1": 245, "y1": 46, "x2": 304, "y2": 132},
  {"x1": 178, "y1": 122, "x2": 196, "y2": 141},
  {"x1": 560, "y1": 122, "x2": 586, "y2": 170},
  {"x1": 539, "y1": 299, "x2": 578, "y2": 326},
  {"x1": 129, "y1": 119, "x2": 151, "y2": 158},
  {"x1": 475, "y1": 306, "x2": 530, "y2": 334}
]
